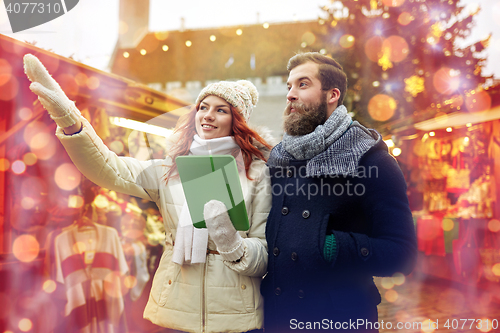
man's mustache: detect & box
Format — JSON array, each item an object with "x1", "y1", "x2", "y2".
[{"x1": 284, "y1": 102, "x2": 306, "y2": 116}]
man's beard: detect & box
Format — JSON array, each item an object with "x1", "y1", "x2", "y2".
[{"x1": 283, "y1": 94, "x2": 328, "y2": 136}]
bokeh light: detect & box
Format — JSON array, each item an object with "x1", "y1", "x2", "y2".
[
  {"x1": 398, "y1": 12, "x2": 413, "y2": 25},
  {"x1": 381, "y1": 277, "x2": 395, "y2": 289},
  {"x1": 23, "y1": 152, "x2": 37, "y2": 166},
  {"x1": 0, "y1": 75, "x2": 19, "y2": 101},
  {"x1": 185, "y1": 40, "x2": 192, "y2": 47},
  {"x1": 43, "y1": 280, "x2": 57, "y2": 294},
  {"x1": 382, "y1": 36, "x2": 409, "y2": 62},
  {"x1": 301, "y1": 31, "x2": 316, "y2": 46},
  {"x1": 123, "y1": 52, "x2": 130, "y2": 58},
  {"x1": 368, "y1": 94, "x2": 397, "y2": 121},
  {"x1": 339, "y1": 34, "x2": 355, "y2": 49},
  {"x1": 392, "y1": 272, "x2": 405, "y2": 285},
  {"x1": 13, "y1": 235, "x2": 40, "y2": 262},
  {"x1": 263, "y1": 22, "x2": 269, "y2": 29},
  {"x1": 492, "y1": 263, "x2": 500, "y2": 276},
  {"x1": 488, "y1": 219, "x2": 500, "y2": 232},
  {"x1": 442, "y1": 218, "x2": 454, "y2": 231},
  {"x1": 124, "y1": 275, "x2": 137, "y2": 289},
  {"x1": 12, "y1": 160, "x2": 26, "y2": 174},
  {"x1": 236, "y1": 29, "x2": 243, "y2": 35},
  {"x1": 384, "y1": 289, "x2": 398, "y2": 302},
  {"x1": 365, "y1": 36, "x2": 383, "y2": 62},
  {"x1": 68, "y1": 195, "x2": 85, "y2": 209},
  {"x1": 433, "y1": 67, "x2": 460, "y2": 94},
  {"x1": 75, "y1": 72, "x2": 88, "y2": 87},
  {"x1": 140, "y1": 49, "x2": 147, "y2": 55},
  {"x1": 19, "y1": 318, "x2": 33, "y2": 332},
  {"x1": 94, "y1": 194, "x2": 110, "y2": 209},
  {"x1": 392, "y1": 147, "x2": 402, "y2": 156},
  {"x1": 154, "y1": 31, "x2": 169, "y2": 41},
  {"x1": 209, "y1": 35, "x2": 216, "y2": 42},
  {"x1": 18, "y1": 107, "x2": 33, "y2": 121},
  {"x1": 87, "y1": 76, "x2": 100, "y2": 90},
  {"x1": 0, "y1": 58, "x2": 12, "y2": 86},
  {"x1": 162, "y1": 45, "x2": 169, "y2": 51},
  {"x1": 0, "y1": 158, "x2": 10, "y2": 171},
  {"x1": 382, "y1": 0, "x2": 405, "y2": 6},
  {"x1": 465, "y1": 90, "x2": 491, "y2": 112},
  {"x1": 55, "y1": 163, "x2": 82, "y2": 191},
  {"x1": 29, "y1": 132, "x2": 51, "y2": 150}
]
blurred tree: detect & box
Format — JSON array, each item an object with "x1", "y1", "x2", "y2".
[{"x1": 311, "y1": 0, "x2": 491, "y2": 133}]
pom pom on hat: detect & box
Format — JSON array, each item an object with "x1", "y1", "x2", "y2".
[{"x1": 195, "y1": 80, "x2": 258, "y2": 122}]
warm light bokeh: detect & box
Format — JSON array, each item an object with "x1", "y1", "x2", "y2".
[
  {"x1": 442, "y1": 218, "x2": 454, "y2": 231},
  {"x1": 367, "y1": 94, "x2": 397, "y2": 121},
  {"x1": 18, "y1": 318, "x2": 33, "y2": 332},
  {"x1": 0, "y1": 158, "x2": 10, "y2": 172},
  {"x1": 384, "y1": 289, "x2": 398, "y2": 302},
  {"x1": 18, "y1": 107, "x2": 33, "y2": 121},
  {"x1": 364, "y1": 36, "x2": 383, "y2": 62},
  {"x1": 43, "y1": 280, "x2": 57, "y2": 294},
  {"x1": 382, "y1": 36, "x2": 409, "y2": 62},
  {"x1": 54, "y1": 163, "x2": 82, "y2": 191},
  {"x1": 12, "y1": 235, "x2": 40, "y2": 263},
  {"x1": 488, "y1": 219, "x2": 500, "y2": 233},
  {"x1": 398, "y1": 12, "x2": 413, "y2": 26},
  {"x1": 465, "y1": 90, "x2": 492, "y2": 112},
  {"x1": 433, "y1": 67, "x2": 460, "y2": 94}
]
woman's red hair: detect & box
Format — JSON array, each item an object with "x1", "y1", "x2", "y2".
[{"x1": 164, "y1": 101, "x2": 272, "y2": 184}]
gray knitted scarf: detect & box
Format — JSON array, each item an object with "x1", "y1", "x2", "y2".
[{"x1": 268, "y1": 105, "x2": 382, "y2": 177}]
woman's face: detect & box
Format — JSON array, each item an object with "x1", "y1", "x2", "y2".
[{"x1": 195, "y1": 95, "x2": 233, "y2": 139}]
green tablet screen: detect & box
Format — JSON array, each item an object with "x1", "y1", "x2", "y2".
[{"x1": 176, "y1": 155, "x2": 249, "y2": 231}]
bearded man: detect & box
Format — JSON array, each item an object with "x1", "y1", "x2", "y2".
[{"x1": 262, "y1": 52, "x2": 417, "y2": 332}]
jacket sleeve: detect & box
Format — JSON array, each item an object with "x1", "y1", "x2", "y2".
[
  {"x1": 55, "y1": 117, "x2": 164, "y2": 202},
  {"x1": 331, "y1": 151, "x2": 417, "y2": 277},
  {"x1": 223, "y1": 163, "x2": 271, "y2": 278}
]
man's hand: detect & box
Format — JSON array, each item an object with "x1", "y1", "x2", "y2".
[
  {"x1": 204, "y1": 200, "x2": 245, "y2": 261},
  {"x1": 23, "y1": 53, "x2": 82, "y2": 130}
]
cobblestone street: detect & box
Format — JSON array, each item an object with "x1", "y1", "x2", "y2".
[{"x1": 376, "y1": 272, "x2": 500, "y2": 332}]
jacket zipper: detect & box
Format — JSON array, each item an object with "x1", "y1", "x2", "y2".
[{"x1": 201, "y1": 258, "x2": 207, "y2": 333}]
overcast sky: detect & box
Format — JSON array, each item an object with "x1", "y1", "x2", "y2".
[{"x1": 0, "y1": 0, "x2": 498, "y2": 77}]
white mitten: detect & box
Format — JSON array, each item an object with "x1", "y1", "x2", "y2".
[
  {"x1": 204, "y1": 200, "x2": 244, "y2": 261},
  {"x1": 23, "y1": 54, "x2": 81, "y2": 128}
]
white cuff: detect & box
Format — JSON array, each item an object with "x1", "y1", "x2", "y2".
[
  {"x1": 218, "y1": 238, "x2": 245, "y2": 262},
  {"x1": 49, "y1": 101, "x2": 82, "y2": 128}
]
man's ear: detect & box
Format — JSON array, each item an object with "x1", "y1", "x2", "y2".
[{"x1": 327, "y1": 88, "x2": 341, "y2": 105}]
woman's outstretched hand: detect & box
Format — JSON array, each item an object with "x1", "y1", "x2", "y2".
[
  {"x1": 23, "y1": 54, "x2": 82, "y2": 133},
  {"x1": 204, "y1": 200, "x2": 245, "y2": 262}
]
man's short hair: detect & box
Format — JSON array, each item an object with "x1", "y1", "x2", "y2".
[{"x1": 287, "y1": 52, "x2": 348, "y2": 105}]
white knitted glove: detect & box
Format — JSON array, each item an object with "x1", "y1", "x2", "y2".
[
  {"x1": 204, "y1": 200, "x2": 245, "y2": 261},
  {"x1": 23, "y1": 54, "x2": 82, "y2": 128}
]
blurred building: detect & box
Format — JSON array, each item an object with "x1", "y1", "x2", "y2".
[{"x1": 110, "y1": 1, "x2": 325, "y2": 137}]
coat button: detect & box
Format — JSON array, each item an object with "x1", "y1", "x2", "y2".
[
  {"x1": 302, "y1": 210, "x2": 310, "y2": 219},
  {"x1": 298, "y1": 290, "x2": 305, "y2": 298},
  {"x1": 168, "y1": 280, "x2": 172, "y2": 285},
  {"x1": 287, "y1": 169, "x2": 293, "y2": 177},
  {"x1": 241, "y1": 284, "x2": 246, "y2": 290},
  {"x1": 291, "y1": 252, "x2": 298, "y2": 261},
  {"x1": 273, "y1": 247, "x2": 280, "y2": 256},
  {"x1": 274, "y1": 287, "x2": 282, "y2": 296},
  {"x1": 360, "y1": 247, "x2": 370, "y2": 257},
  {"x1": 281, "y1": 207, "x2": 289, "y2": 215}
]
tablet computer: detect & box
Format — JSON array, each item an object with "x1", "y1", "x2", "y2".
[{"x1": 175, "y1": 155, "x2": 249, "y2": 231}]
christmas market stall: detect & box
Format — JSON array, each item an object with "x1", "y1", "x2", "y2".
[
  {"x1": 383, "y1": 84, "x2": 500, "y2": 294},
  {"x1": 0, "y1": 34, "x2": 189, "y2": 332}
]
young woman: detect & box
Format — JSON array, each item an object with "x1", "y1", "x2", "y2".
[{"x1": 24, "y1": 54, "x2": 273, "y2": 333}]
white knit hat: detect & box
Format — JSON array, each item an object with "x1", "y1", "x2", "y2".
[{"x1": 195, "y1": 80, "x2": 258, "y2": 122}]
